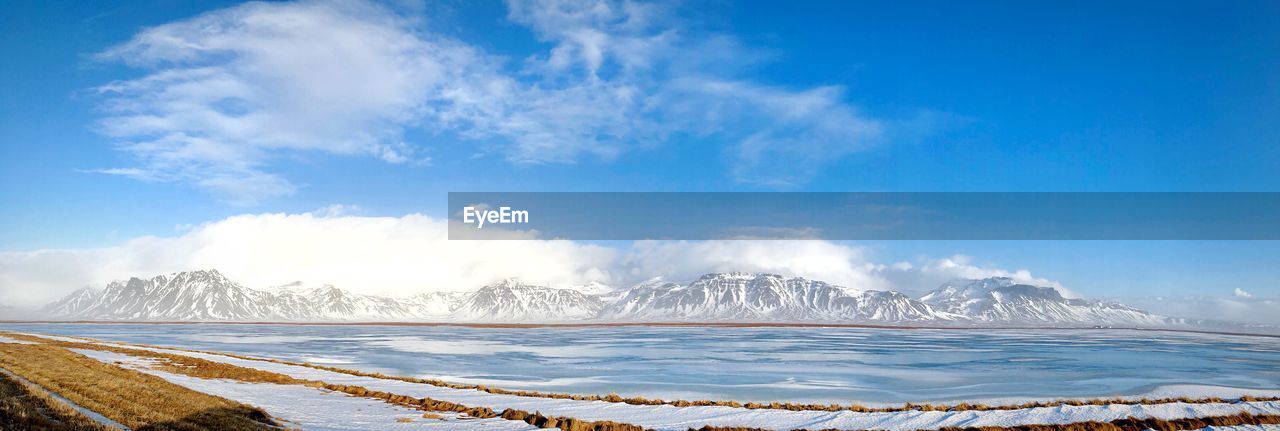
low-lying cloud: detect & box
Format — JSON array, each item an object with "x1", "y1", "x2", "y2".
[
  {"x1": 1, "y1": 211, "x2": 1049, "y2": 310},
  {"x1": 1124, "y1": 295, "x2": 1280, "y2": 325}
]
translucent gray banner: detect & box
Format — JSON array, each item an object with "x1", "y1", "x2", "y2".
[{"x1": 447, "y1": 192, "x2": 1280, "y2": 240}]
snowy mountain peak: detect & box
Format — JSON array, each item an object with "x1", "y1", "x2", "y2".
[
  {"x1": 42, "y1": 271, "x2": 1172, "y2": 327},
  {"x1": 563, "y1": 281, "x2": 614, "y2": 296},
  {"x1": 67, "y1": 270, "x2": 264, "y2": 320},
  {"x1": 630, "y1": 276, "x2": 667, "y2": 288},
  {"x1": 490, "y1": 277, "x2": 526, "y2": 287},
  {"x1": 599, "y1": 272, "x2": 929, "y2": 322},
  {"x1": 920, "y1": 277, "x2": 1160, "y2": 325},
  {"x1": 449, "y1": 280, "x2": 604, "y2": 322},
  {"x1": 264, "y1": 280, "x2": 308, "y2": 292},
  {"x1": 698, "y1": 272, "x2": 764, "y2": 280},
  {"x1": 43, "y1": 270, "x2": 459, "y2": 322},
  {"x1": 926, "y1": 277, "x2": 1070, "y2": 301},
  {"x1": 41, "y1": 286, "x2": 102, "y2": 316}
]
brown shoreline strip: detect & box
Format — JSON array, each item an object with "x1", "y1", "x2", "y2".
[{"x1": 12, "y1": 330, "x2": 1278, "y2": 415}]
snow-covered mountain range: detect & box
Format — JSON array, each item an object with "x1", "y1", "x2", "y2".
[
  {"x1": 43, "y1": 270, "x2": 464, "y2": 321},
  {"x1": 919, "y1": 277, "x2": 1167, "y2": 325},
  {"x1": 40, "y1": 269, "x2": 1181, "y2": 326},
  {"x1": 598, "y1": 273, "x2": 943, "y2": 322},
  {"x1": 450, "y1": 279, "x2": 604, "y2": 322}
]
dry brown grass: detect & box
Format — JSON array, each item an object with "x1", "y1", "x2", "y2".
[
  {"x1": 0, "y1": 343, "x2": 278, "y2": 431},
  {"x1": 0, "y1": 368, "x2": 121, "y2": 431},
  {"x1": 316, "y1": 382, "x2": 646, "y2": 430},
  {"x1": 36, "y1": 330, "x2": 1271, "y2": 415},
  {"x1": 0, "y1": 332, "x2": 303, "y2": 384},
  {"x1": 501, "y1": 409, "x2": 644, "y2": 431}
]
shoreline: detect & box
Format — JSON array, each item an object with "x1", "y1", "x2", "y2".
[
  {"x1": 8, "y1": 330, "x2": 1280, "y2": 431},
  {"x1": 2, "y1": 319, "x2": 1277, "y2": 338}
]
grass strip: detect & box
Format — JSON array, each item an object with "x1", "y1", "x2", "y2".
[
  {"x1": 0, "y1": 367, "x2": 121, "y2": 431},
  {"x1": 0, "y1": 343, "x2": 277, "y2": 431}
]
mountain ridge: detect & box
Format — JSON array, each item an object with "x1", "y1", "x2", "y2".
[{"x1": 37, "y1": 269, "x2": 1192, "y2": 328}]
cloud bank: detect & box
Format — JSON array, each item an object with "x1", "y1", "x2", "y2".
[
  {"x1": 1124, "y1": 295, "x2": 1280, "y2": 325},
  {"x1": 2, "y1": 211, "x2": 1049, "y2": 310},
  {"x1": 90, "y1": 0, "x2": 890, "y2": 203}
]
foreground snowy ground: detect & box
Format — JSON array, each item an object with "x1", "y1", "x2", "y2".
[
  {"x1": 74, "y1": 348, "x2": 540, "y2": 431},
  {"x1": 34, "y1": 332, "x2": 1279, "y2": 431}
]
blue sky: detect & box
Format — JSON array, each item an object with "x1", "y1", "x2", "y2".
[{"x1": 1, "y1": 0, "x2": 1278, "y2": 313}]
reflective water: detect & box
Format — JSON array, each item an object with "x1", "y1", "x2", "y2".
[{"x1": 3, "y1": 323, "x2": 1277, "y2": 404}]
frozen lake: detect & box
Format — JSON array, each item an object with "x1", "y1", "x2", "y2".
[{"x1": 3, "y1": 323, "x2": 1277, "y2": 404}]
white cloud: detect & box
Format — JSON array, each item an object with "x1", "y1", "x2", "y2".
[
  {"x1": 1124, "y1": 295, "x2": 1280, "y2": 325},
  {"x1": 93, "y1": 0, "x2": 487, "y2": 203},
  {"x1": 621, "y1": 240, "x2": 889, "y2": 291},
  {"x1": 0, "y1": 212, "x2": 1068, "y2": 310},
  {"x1": 1234, "y1": 287, "x2": 1252, "y2": 298},
  {"x1": 874, "y1": 255, "x2": 1069, "y2": 297},
  {"x1": 496, "y1": 0, "x2": 887, "y2": 183},
  {"x1": 657, "y1": 79, "x2": 883, "y2": 187},
  {"x1": 90, "y1": 0, "x2": 896, "y2": 203},
  {"x1": 0, "y1": 212, "x2": 617, "y2": 308}
]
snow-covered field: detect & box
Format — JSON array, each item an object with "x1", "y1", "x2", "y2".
[
  {"x1": 3, "y1": 323, "x2": 1277, "y2": 405},
  {"x1": 70, "y1": 348, "x2": 540, "y2": 431}
]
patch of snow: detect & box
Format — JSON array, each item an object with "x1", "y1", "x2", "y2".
[
  {"x1": 15, "y1": 332, "x2": 86, "y2": 343},
  {"x1": 72, "y1": 348, "x2": 539, "y2": 431},
  {"x1": 0, "y1": 335, "x2": 38, "y2": 344}
]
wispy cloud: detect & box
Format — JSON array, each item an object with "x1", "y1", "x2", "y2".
[
  {"x1": 91, "y1": 0, "x2": 480, "y2": 203},
  {"x1": 90, "y1": 0, "x2": 899, "y2": 203}
]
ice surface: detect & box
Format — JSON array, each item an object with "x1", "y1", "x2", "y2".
[
  {"x1": 67, "y1": 343, "x2": 1280, "y2": 431},
  {"x1": 6, "y1": 323, "x2": 1277, "y2": 405}
]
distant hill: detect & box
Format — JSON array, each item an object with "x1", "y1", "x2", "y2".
[{"x1": 40, "y1": 269, "x2": 1210, "y2": 328}]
